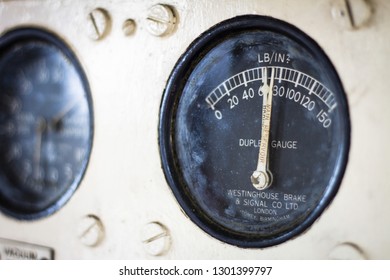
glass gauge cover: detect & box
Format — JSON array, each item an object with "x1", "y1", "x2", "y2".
[
  {"x1": 159, "y1": 16, "x2": 350, "y2": 247},
  {"x1": 0, "y1": 28, "x2": 93, "y2": 220}
]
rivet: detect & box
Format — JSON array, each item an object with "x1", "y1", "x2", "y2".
[{"x1": 122, "y1": 19, "x2": 137, "y2": 36}]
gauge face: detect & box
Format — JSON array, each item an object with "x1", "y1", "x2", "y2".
[
  {"x1": 0, "y1": 28, "x2": 93, "y2": 219},
  {"x1": 159, "y1": 16, "x2": 350, "y2": 247}
]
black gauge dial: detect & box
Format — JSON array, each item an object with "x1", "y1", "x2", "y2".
[
  {"x1": 0, "y1": 28, "x2": 93, "y2": 219},
  {"x1": 159, "y1": 16, "x2": 350, "y2": 247}
]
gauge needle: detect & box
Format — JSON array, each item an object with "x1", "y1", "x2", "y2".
[
  {"x1": 251, "y1": 67, "x2": 275, "y2": 190},
  {"x1": 51, "y1": 97, "x2": 80, "y2": 130},
  {"x1": 33, "y1": 118, "x2": 46, "y2": 180}
]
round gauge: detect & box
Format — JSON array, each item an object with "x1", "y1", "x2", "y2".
[
  {"x1": 159, "y1": 16, "x2": 350, "y2": 247},
  {"x1": 0, "y1": 28, "x2": 93, "y2": 220}
]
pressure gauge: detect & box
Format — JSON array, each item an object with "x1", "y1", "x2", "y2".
[
  {"x1": 159, "y1": 16, "x2": 350, "y2": 247},
  {"x1": 0, "y1": 28, "x2": 93, "y2": 220}
]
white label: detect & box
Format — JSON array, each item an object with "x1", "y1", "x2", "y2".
[{"x1": 0, "y1": 238, "x2": 54, "y2": 260}]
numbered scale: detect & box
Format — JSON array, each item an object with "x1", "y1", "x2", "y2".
[{"x1": 159, "y1": 16, "x2": 350, "y2": 247}]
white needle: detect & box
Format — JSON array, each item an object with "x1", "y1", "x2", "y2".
[{"x1": 251, "y1": 67, "x2": 275, "y2": 190}]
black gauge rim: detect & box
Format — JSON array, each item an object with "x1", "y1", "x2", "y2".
[
  {"x1": 0, "y1": 27, "x2": 94, "y2": 220},
  {"x1": 159, "y1": 15, "x2": 350, "y2": 248}
]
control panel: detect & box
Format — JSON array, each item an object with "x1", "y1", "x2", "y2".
[{"x1": 0, "y1": 0, "x2": 389, "y2": 259}]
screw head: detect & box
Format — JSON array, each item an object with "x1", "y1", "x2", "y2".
[
  {"x1": 77, "y1": 215, "x2": 105, "y2": 247},
  {"x1": 146, "y1": 4, "x2": 176, "y2": 36},
  {"x1": 141, "y1": 222, "x2": 171, "y2": 256},
  {"x1": 122, "y1": 19, "x2": 136, "y2": 36},
  {"x1": 331, "y1": 0, "x2": 372, "y2": 30},
  {"x1": 86, "y1": 8, "x2": 111, "y2": 40},
  {"x1": 329, "y1": 242, "x2": 367, "y2": 259},
  {"x1": 251, "y1": 171, "x2": 269, "y2": 190}
]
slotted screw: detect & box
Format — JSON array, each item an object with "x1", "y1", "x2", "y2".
[
  {"x1": 142, "y1": 222, "x2": 171, "y2": 256},
  {"x1": 146, "y1": 4, "x2": 176, "y2": 36},
  {"x1": 78, "y1": 215, "x2": 105, "y2": 247},
  {"x1": 86, "y1": 8, "x2": 111, "y2": 40}
]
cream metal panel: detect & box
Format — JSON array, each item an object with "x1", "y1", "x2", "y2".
[{"x1": 0, "y1": 0, "x2": 389, "y2": 259}]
